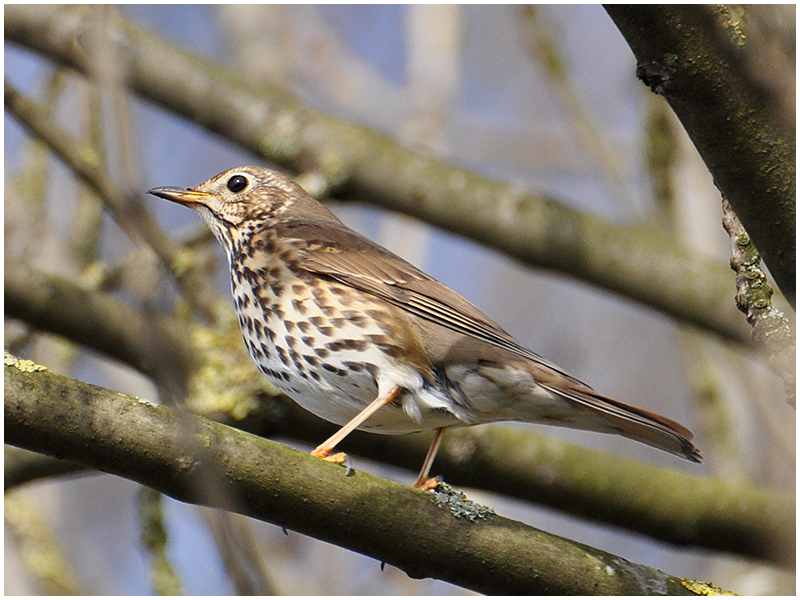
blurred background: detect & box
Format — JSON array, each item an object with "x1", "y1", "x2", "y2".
[{"x1": 5, "y1": 5, "x2": 794, "y2": 595}]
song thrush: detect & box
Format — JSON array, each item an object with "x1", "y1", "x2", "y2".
[{"x1": 149, "y1": 166, "x2": 701, "y2": 487}]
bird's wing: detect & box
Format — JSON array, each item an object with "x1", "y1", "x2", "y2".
[{"x1": 276, "y1": 219, "x2": 577, "y2": 379}]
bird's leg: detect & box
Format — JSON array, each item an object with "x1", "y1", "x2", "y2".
[
  {"x1": 413, "y1": 427, "x2": 447, "y2": 489},
  {"x1": 311, "y1": 385, "x2": 401, "y2": 464}
]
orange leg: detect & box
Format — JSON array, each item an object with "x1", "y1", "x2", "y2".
[
  {"x1": 413, "y1": 427, "x2": 447, "y2": 488},
  {"x1": 311, "y1": 385, "x2": 401, "y2": 464}
]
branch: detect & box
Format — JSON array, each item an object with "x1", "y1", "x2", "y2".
[
  {"x1": 5, "y1": 361, "x2": 716, "y2": 595},
  {"x1": 604, "y1": 5, "x2": 796, "y2": 308},
  {"x1": 720, "y1": 198, "x2": 795, "y2": 406},
  {"x1": 308, "y1": 413, "x2": 795, "y2": 567},
  {"x1": 4, "y1": 258, "x2": 194, "y2": 394},
  {"x1": 6, "y1": 262, "x2": 792, "y2": 564},
  {"x1": 4, "y1": 4, "x2": 753, "y2": 345},
  {"x1": 4, "y1": 446, "x2": 87, "y2": 490},
  {"x1": 4, "y1": 78, "x2": 221, "y2": 321}
]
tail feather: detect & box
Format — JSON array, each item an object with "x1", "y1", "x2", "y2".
[{"x1": 540, "y1": 384, "x2": 702, "y2": 463}]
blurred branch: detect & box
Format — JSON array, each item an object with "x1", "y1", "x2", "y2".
[
  {"x1": 5, "y1": 263, "x2": 792, "y2": 565},
  {"x1": 5, "y1": 364, "x2": 717, "y2": 595},
  {"x1": 520, "y1": 5, "x2": 642, "y2": 218},
  {"x1": 4, "y1": 446, "x2": 88, "y2": 490},
  {"x1": 4, "y1": 4, "x2": 754, "y2": 345},
  {"x1": 4, "y1": 78, "x2": 220, "y2": 321},
  {"x1": 137, "y1": 488, "x2": 183, "y2": 596},
  {"x1": 201, "y1": 509, "x2": 278, "y2": 595},
  {"x1": 604, "y1": 5, "x2": 796, "y2": 308},
  {"x1": 5, "y1": 489, "x2": 83, "y2": 595},
  {"x1": 4, "y1": 259, "x2": 194, "y2": 395}
]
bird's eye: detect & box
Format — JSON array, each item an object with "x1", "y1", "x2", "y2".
[{"x1": 227, "y1": 175, "x2": 248, "y2": 193}]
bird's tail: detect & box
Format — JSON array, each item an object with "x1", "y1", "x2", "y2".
[{"x1": 539, "y1": 383, "x2": 702, "y2": 463}]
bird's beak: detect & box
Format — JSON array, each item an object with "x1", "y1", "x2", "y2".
[{"x1": 147, "y1": 186, "x2": 213, "y2": 206}]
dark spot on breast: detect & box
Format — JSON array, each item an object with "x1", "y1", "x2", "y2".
[
  {"x1": 321, "y1": 363, "x2": 347, "y2": 376},
  {"x1": 276, "y1": 346, "x2": 290, "y2": 366},
  {"x1": 326, "y1": 339, "x2": 368, "y2": 352},
  {"x1": 319, "y1": 305, "x2": 337, "y2": 317},
  {"x1": 292, "y1": 299, "x2": 308, "y2": 315}
]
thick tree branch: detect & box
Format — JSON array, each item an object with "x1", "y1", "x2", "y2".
[
  {"x1": 5, "y1": 362, "x2": 715, "y2": 595},
  {"x1": 312, "y1": 414, "x2": 795, "y2": 567},
  {"x1": 604, "y1": 5, "x2": 796, "y2": 308},
  {"x1": 4, "y1": 4, "x2": 753, "y2": 345}
]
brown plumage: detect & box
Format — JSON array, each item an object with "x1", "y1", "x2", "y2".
[{"x1": 149, "y1": 166, "x2": 701, "y2": 486}]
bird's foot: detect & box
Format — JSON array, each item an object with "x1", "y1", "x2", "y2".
[
  {"x1": 310, "y1": 450, "x2": 353, "y2": 475},
  {"x1": 413, "y1": 475, "x2": 443, "y2": 491}
]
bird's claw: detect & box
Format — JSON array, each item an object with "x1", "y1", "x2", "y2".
[
  {"x1": 311, "y1": 450, "x2": 353, "y2": 475},
  {"x1": 414, "y1": 475, "x2": 443, "y2": 491}
]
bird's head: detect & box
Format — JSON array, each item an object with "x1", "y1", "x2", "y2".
[{"x1": 148, "y1": 166, "x2": 311, "y2": 241}]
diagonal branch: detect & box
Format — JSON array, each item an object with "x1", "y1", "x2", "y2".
[
  {"x1": 4, "y1": 4, "x2": 753, "y2": 345},
  {"x1": 5, "y1": 362, "x2": 717, "y2": 595},
  {"x1": 604, "y1": 5, "x2": 796, "y2": 308}
]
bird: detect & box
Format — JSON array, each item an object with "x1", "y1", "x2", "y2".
[{"x1": 149, "y1": 166, "x2": 701, "y2": 488}]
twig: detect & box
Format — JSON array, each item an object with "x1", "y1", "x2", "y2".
[{"x1": 4, "y1": 259, "x2": 195, "y2": 395}]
